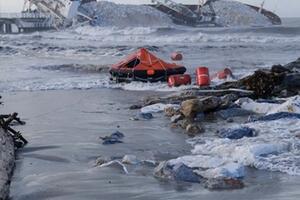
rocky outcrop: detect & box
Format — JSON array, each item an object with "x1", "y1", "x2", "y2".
[
  {"x1": 217, "y1": 58, "x2": 300, "y2": 98},
  {"x1": 0, "y1": 128, "x2": 15, "y2": 200}
]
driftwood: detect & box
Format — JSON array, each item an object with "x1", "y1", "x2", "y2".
[{"x1": 0, "y1": 112, "x2": 27, "y2": 148}]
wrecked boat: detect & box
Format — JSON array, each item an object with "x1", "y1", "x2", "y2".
[{"x1": 110, "y1": 48, "x2": 186, "y2": 82}]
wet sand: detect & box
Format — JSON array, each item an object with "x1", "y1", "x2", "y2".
[{"x1": 1, "y1": 89, "x2": 300, "y2": 200}]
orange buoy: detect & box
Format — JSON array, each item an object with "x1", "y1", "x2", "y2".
[
  {"x1": 171, "y1": 52, "x2": 183, "y2": 61},
  {"x1": 211, "y1": 68, "x2": 233, "y2": 80},
  {"x1": 196, "y1": 67, "x2": 210, "y2": 86},
  {"x1": 217, "y1": 68, "x2": 233, "y2": 79},
  {"x1": 168, "y1": 74, "x2": 191, "y2": 87}
]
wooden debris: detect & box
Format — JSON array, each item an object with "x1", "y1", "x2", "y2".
[{"x1": 0, "y1": 112, "x2": 27, "y2": 148}]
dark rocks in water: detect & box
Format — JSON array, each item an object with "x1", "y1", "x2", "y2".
[
  {"x1": 241, "y1": 70, "x2": 284, "y2": 98},
  {"x1": 204, "y1": 178, "x2": 244, "y2": 190},
  {"x1": 216, "y1": 58, "x2": 300, "y2": 98},
  {"x1": 271, "y1": 64, "x2": 291, "y2": 74},
  {"x1": 173, "y1": 164, "x2": 202, "y2": 183},
  {"x1": 282, "y1": 73, "x2": 300, "y2": 89},
  {"x1": 249, "y1": 112, "x2": 300, "y2": 122},
  {"x1": 217, "y1": 127, "x2": 256, "y2": 140},
  {"x1": 100, "y1": 131, "x2": 125, "y2": 145},
  {"x1": 154, "y1": 162, "x2": 201, "y2": 183},
  {"x1": 181, "y1": 96, "x2": 222, "y2": 119},
  {"x1": 129, "y1": 105, "x2": 142, "y2": 110},
  {"x1": 285, "y1": 57, "x2": 300, "y2": 72},
  {"x1": 217, "y1": 108, "x2": 254, "y2": 120},
  {"x1": 139, "y1": 112, "x2": 153, "y2": 120}
]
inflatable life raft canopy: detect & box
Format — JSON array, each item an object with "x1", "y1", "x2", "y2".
[{"x1": 110, "y1": 48, "x2": 186, "y2": 82}]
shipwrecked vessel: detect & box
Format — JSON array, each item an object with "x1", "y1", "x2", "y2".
[{"x1": 0, "y1": 0, "x2": 282, "y2": 34}]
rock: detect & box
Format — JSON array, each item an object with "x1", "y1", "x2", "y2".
[
  {"x1": 186, "y1": 123, "x2": 204, "y2": 137},
  {"x1": 204, "y1": 178, "x2": 244, "y2": 190},
  {"x1": 217, "y1": 108, "x2": 254, "y2": 120},
  {"x1": 271, "y1": 64, "x2": 291, "y2": 73},
  {"x1": 122, "y1": 155, "x2": 139, "y2": 165},
  {"x1": 241, "y1": 70, "x2": 285, "y2": 98},
  {"x1": 180, "y1": 99, "x2": 198, "y2": 119},
  {"x1": 249, "y1": 112, "x2": 300, "y2": 122},
  {"x1": 285, "y1": 57, "x2": 300, "y2": 72},
  {"x1": 170, "y1": 114, "x2": 183, "y2": 123},
  {"x1": 153, "y1": 162, "x2": 201, "y2": 183},
  {"x1": 100, "y1": 131, "x2": 125, "y2": 145},
  {"x1": 137, "y1": 112, "x2": 153, "y2": 120},
  {"x1": 164, "y1": 106, "x2": 180, "y2": 117},
  {"x1": 172, "y1": 164, "x2": 202, "y2": 183},
  {"x1": 282, "y1": 73, "x2": 300, "y2": 89},
  {"x1": 181, "y1": 96, "x2": 222, "y2": 119},
  {"x1": 129, "y1": 105, "x2": 142, "y2": 110},
  {"x1": 227, "y1": 118, "x2": 234, "y2": 123},
  {"x1": 217, "y1": 127, "x2": 256, "y2": 139}
]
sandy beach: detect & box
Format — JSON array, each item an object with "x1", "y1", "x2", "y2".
[{"x1": 0, "y1": 89, "x2": 298, "y2": 200}]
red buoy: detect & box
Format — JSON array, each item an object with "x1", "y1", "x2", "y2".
[
  {"x1": 168, "y1": 74, "x2": 191, "y2": 87},
  {"x1": 171, "y1": 52, "x2": 183, "y2": 61},
  {"x1": 196, "y1": 67, "x2": 210, "y2": 86},
  {"x1": 211, "y1": 68, "x2": 233, "y2": 80},
  {"x1": 218, "y1": 68, "x2": 233, "y2": 79}
]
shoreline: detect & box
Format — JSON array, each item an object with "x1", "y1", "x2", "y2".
[{"x1": 1, "y1": 85, "x2": 299, "y2": 199}]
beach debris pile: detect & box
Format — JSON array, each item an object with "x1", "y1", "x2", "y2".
[{"x1": 121, "y1": 57, "x2": 300, "y2": 189}]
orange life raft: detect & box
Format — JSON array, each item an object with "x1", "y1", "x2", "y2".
[{"x1": 110, "y1": 48, "x2": 186, "y2": 82}]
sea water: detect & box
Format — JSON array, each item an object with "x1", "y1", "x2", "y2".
[{"x1": 0, "y1": 3, "x2": 300, "y2": 199}]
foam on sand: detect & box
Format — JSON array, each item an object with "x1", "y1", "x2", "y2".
[
  {"x1": 191, "y1": 118, "x2": 300, "y2": 176},
  {"x1": 236, "y1": 96, "x2": 300, "y2": 114}
]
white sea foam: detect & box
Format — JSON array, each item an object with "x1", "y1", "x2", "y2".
[
  {"x1": 190, "y1": 118, "x2": 300, "y2": 175},
  {"x1": 168, "y1": 155, "x2": 245, "y2": 179},
  {"x1": 236, "y1": 96, "x2": 300, "y2": 114},
  {"x1": 73, "y1": 26, "x2": 300, "y2": 45}
]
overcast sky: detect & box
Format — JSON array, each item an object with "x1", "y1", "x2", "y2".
[{"x1": 0, "y1": 0, "x2": 299, "y2": 18}]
